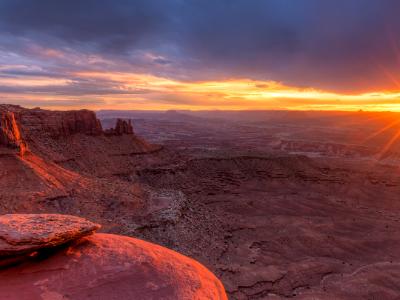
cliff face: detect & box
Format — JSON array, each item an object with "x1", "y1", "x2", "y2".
[
  {"x1": 0, "y1": 105, "x2": 145, "y2": 140},
  {"x1": 0, "y1": 109, "x2": 27, "y2": 156},
  {"x1": 17, "y1": 107, "x2": 103, "y2": 138},
  {"x1": 0, "y1": 111, "x2": 21, "y2": 147},
  {"x1": 0, "y1": 104, "x2": 161, "y2": 213},
  {"x1": 0, "y1": 105, "x2": 108, "y2": 157},
  {"x1": 0, "y1": 105, "x2": 156, "y2": 161}
]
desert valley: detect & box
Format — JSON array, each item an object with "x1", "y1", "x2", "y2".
[{"x1": 1, "y1": 104, "x2": 400, "y2": 299}]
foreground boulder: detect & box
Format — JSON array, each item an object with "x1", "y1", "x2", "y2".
[
  {"x1": 0, "y1": 233, "x2": 227, "y2": 300},
  {"x1": 0, "y1": 214, "x2": 100, "y2": 256},
  {"x1": 0, "y1": 214, "x2": 227, "y2": 299}
]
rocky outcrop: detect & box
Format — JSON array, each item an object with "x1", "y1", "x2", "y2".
[
  {"x1": 0, "y1": 105, "x2": 105, "y2": 157},
  {"x1": 0, "y1": 110, "x2": 27, "y2": 156},
  {"x1": 0, "y1": 111, "x2": 21, "y2": 147},
  {"x1": 0, "y1": 105, "x2": 161, "y2": 221},
  {"x1": 0, "y1": 214, "x2": 100, "y2": 256},
  {"x1": 19, "y1": 108, "x2": 103, "y2": 138},
  {"x1": 0, "y1": 105, "x2": 103, "y2": 139},
  {"x1": 115, "y1": 118, "x2": 134, "y2": 135},
  {"x1": 56, "y1": 110, "x2": 104, "y2": 137},
  {"x1": 0, "y1": 105, "x2": 158, "y2": 166},
  {"x1": 0, "y1": 214, "x2": 227, "y2": 300},
  {"x1": 105, "y1": 118, "x2": 134, "y2": 135}
]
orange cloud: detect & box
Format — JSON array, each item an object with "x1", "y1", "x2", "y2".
[
  {"x1": 2, "y1": 70, "x2": 400, "y2": 111},
  {"x1": 72, "y1": 71, "x2": 400, "y2": 111},
  {"x1": 0, "y1": 77, "x2": 70, "y2": 87}
]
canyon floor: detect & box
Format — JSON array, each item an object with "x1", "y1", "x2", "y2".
[
  {"x1": 101, "y1": 110, "x2": 400, "y2": 299},
  {"x1": 3, "y1": 106, "x2": 400, "y2": 299}
]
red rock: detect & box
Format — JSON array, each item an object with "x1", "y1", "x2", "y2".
[
  {"x1": 0, "y1": 104, "x2": 159, "y2": 177},
  {"x1": 115, "y1": 118, "x2": 134, "y2": 134},
  {"x1": 0, "y1": 110, "x2": 27, "y2": 156},
  {"x1": 0, "y1": 105, "x2": 104, "y2": 156},
  {"x1": 0, "y1": 214, "x2": 100, "y2": 256},
  {"x1": 22, "y1": 108, "x2": 103, "y2": 138},
  {"x1": 0, "y1": 106, "x2": 163, "y2": 230},
  {"x1": 105, "y1": 118, "x2": 134, "y2": 135},
  {"x1": 0, "y1": 111, "x2": 20, "y2": 147},
  {"x1": 0, "y1": 233, "x2": 228, "y2": 300},
  {"x1": 0, "y1": 105, "x2": 103, "y2": 139}
]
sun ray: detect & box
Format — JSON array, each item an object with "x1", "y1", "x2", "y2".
[
  {"x1": 377, "y1": 129, "x2": 400, "y2": 160},
  {"x1": 362, "y1": 118, "x2": 400, "y2": 143},
  {"x1": 378, "y1": 64, "x2": 400, "y2": 90}
]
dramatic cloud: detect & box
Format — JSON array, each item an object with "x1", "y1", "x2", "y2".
[{"x1": 0, "y1": 0, "x2": 400, "y2": 110}]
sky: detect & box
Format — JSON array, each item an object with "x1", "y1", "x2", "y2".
[{"x1": 1, "y1": 0, "x2": 400, "y2": 111}]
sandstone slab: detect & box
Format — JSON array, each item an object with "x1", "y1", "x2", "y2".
[{"x1": 0, "y1": 214, "x2": 100, "y2": 256}]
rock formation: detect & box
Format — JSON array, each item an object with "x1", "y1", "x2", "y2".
[
  {"x1": 0, "y1": 105, "x2": 149, "y2": 158},
  {"x1": 105, "y1": 118, "x2": 134, "y2": 135},
  {"x1": 0, "y1": 109, "x2": 27, "y2": 156},
  {"x1": 0, "y1": 214, "x2": 100, "y2": 256},
  {"x1": 0, "y1": 111, "x2": 21, "y2": 147},
  {"x1": 0, "y1": 104, "x2": 162, "y2": 232},
  {"x1": 0, "y1": 104, "x2": 159, "y2": 174},
  {"x1": 0, "y1": 105, "x2": 103, "y2": 140},
  {"x1": 0, "y1": 105, "x2": 104, "y2": 157},
  {"x1": 17, "y1": 106, "x2": 103, "y2": 138},
  {"x1": 0, "y1": 214, "x2": 227, "y2": 300}
]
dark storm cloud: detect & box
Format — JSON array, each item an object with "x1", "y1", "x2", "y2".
[
  {"x1": 0, "y1": 0, "x2": 400, "y2": 92},
  {"x1": 0, "y1": 0, "x2": 173, "y2": 52},
  {"x1": 173, "y1": 0, "x2": 400, "y2": 91}
]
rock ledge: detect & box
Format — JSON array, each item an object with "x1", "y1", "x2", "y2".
[{"x1": 0, "y1": 214, "x2": 100, "y2": 256}]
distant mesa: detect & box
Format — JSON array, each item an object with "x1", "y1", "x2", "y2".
[{"x1": 0, "y1": 214, "x2": 227, "y2": 300}]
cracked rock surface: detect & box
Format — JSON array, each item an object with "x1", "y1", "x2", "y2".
[{"x1": 0, "y1": 214, "x2": 100, "y2": 256}]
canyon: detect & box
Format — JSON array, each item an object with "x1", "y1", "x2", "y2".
[{"x1": 2, "y1": 105, "x2": 400, "y2": 299}]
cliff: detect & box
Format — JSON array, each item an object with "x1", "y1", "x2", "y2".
[
  {"x1": 0, "y1": 105, "x2": 157, "y2": 162},
  {"x1": 0, "y1": 105, "x2": 103, "y2": 137},
  {"x1": 0, "y1": 104, "x2": 162, "y2": 220},
  {"x1": 0, "y1": 111, "x2": 21, "y2": 147},
  {"x1": 0, "y1": 105, "x2": 104, "y2": 156},
  {"x1": 0, "y1": 108, "x2": 28, "y2": 156}
]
